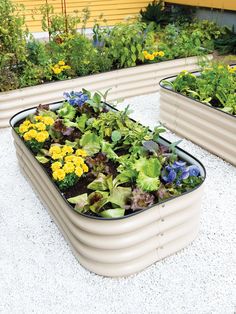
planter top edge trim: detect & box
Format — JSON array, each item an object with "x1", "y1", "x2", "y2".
[
  {"x1": 0, "y1": 54, "x2": 212, "y2": 95},
  {"x1": 10, "y1": 101, "x2": 206, "y2": 221},
  {"x1": 159, "y1": 65, "x2": 236, "y2": 120}
]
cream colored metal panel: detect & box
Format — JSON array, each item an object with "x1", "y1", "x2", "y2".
[
  {"x1": 0, "y1": 55, "x2": 212, "y2": 128},
  {"x1": 159, "y1": 84, "x2": 236, "y2": 166}
]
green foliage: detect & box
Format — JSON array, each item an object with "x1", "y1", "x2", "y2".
[
  {"x1": 80, "y1": 131, "x2": 101, "y2": 155},
  {"x1": 214, "y1": 27, "x2": 236, "y2": 55},
  {"x1": 140, "y1": 1, "x2": 171, "y2": 26},
  {"x1": 57, "y1": 102, "x2": 76, "y2": 120},
  {"x1": 165, "y1": 64, "x2": 236, "y2": 115},
  {"x1": 57, "y1": 173, "x2": 78, "y2": 190}
]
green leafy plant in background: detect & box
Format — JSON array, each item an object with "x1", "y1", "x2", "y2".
[
  {"x1": 214, "y1": 26, "x2": 236, "y2": 55},
  {"x1": 140, "y1": 0, "x2": 171, "y2": 27}
]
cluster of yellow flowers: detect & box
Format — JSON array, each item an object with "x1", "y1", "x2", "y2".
[
  {"x1": 49, "y1": 145, "x2": 89, "y2": 181},
  {"x1": 51, "y1": 60, "x2": 71, "y2": 75},
  {"x1": 227, "y1": 65, "x2": 236, "y2": 74},
  {"x1": 142, "y1": 50, "x2": 165, "y2": 61},
  {"x1": 19, "y1": 116, "x2": 54, "y2": 143}
]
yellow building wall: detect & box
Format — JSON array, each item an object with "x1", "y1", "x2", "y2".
[
  {"x1": 166, "y1": 0, "x2": 236, "y2": 10},
  {"x1": 14, "y1": 0, "x2": 152, "y2": 32},
  {"x1": 14, "y1": 0, "x2": 236, "y2": 32}
]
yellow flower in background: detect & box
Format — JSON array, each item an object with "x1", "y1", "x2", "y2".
[
  {"x1": 63, "y1": 162, "x2": 75, "y2": 174},
  {"x1": 53, "y1": 68, "x2": 62, "y2": 75},
  {"x1": 51, "y1": 161, "x2": 62, "y2": 172},
  {"x1": 75, "y1": 166, "x2": 83, "y2": 177},
  {"x1": 35, "y1": 116, "x2": 44, "y2": 122},
  {"x1": 58, "y1": 60, "x2": 65, "y2": 66},
  {"x1": 218, "y1": 65, "x2": 224, "y2": 69},
  {"x1": 82, "y1": 163, "x2": 89, "y2": 173},
  {"x1": 149, "y1": 54, "x2": 154, "y2": 61},
  {"x1": 158, "y1": 51, "x2": 165, "y2": 57},
  {"x1": 62, "y1": 145, "x2": 73, "y2": 155},
  {"x1": 75, "y1": 149, "x2": 87, "y2": 157},
  {"x1": 43, "y1": 117, "x2": 54, "y2": 126},
  {"x1": 53, "y1": 169, "x2": 66, "y2": 181},
  {"x1": 35, "y1": 122, "x2": 46, "y2": 131}
]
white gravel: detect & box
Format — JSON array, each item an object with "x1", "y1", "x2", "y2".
[{"x1": 0, "y1": 92, "x2": 235, "y2": 314}]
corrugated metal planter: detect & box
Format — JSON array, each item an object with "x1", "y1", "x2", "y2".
[
  {"x1": 159, "y1": 73, "x2": 236, "y2": 166},
  {"x1": 10, "y1": 103, "x2": 206, "y2": 277},
  {"x1": 1, "y1": 55, "x2": 212, "y2": 128}
]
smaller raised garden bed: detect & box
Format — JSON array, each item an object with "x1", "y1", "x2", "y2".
[
  {"x1": 11, "y1": 90, "x2": 205, "y2": 277},
  {"x1": 159, "y1": 65, "x2": 236, "y2": 166},
  {"x1": 0, "y1": 55, "x2": 212, "y2": 128}
]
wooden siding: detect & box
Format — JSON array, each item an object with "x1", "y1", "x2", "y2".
[{"x1": 13, "y1": 0, "x2": 236, "y2": 32}]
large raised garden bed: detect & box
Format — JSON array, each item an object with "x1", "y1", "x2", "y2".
[
  {"x1": 159, "y1": 66, "x2": 236, "y2": 166},
  {"x1": 0, "y1": 55, "x2": 213, "y2": 128},
  {"x1": 10, "y1": 95, "x2": 205, "y2": 277}
]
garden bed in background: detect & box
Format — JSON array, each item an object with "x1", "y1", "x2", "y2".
[
  {"x1": 159, "y1": 66, "x2": 236, "y2": 165},
  {"x1": 0, "y1": 55, "x2": 212, "y2": 128}
]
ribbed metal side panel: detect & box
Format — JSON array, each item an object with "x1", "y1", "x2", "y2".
[
  {"x1": 160, "y1": 88, "x2": 236, "y2": 166},
  {"x1": 12, "y1": 128, "x2": 204, "y2": 277},
  {"x1": 0, "y1": 55, "x2": 212, "y2": 128}
]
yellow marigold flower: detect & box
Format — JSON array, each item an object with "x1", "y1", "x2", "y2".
[
  {"x1": 51, "y1": 161, "x2": 62, "y2": 172},
  {"x1": 35, "y1": 116, "x2": 44, "y2": 122},
  {"x1": 75, "y1": 149, "x2": 87, "y2": 157},
  {"x1": 58, "y1": 60, "x2": 65, "y2": 66},
  {"x1": 22, "y1": 120, "x2": 31, "y2": 126},
  {"x1": 149, "y1": 54, "x2": 155, "y2": 61},
  {"x1": 218, "y1": 65, "x2": 224, "y2": 69},
  {"x1": 63, "y1": 162, "x2": 75, "y2": 174},
  {"x1": 49, "y1": 146, "x2": 61, "y2": 156},
  {"x1": 53, "y1": 169, "x2": 66, "y2": 181},
  {"x1": 158, "y1": 51, "x2": 165, "y2": 57},
  {"x1": 43, "y1": 116, "x2": 54, "y2": 126},
  {"x1": 53, "y1": 68, "x2": 62, "y2": 75},
  {"x1": 62, "y1": 145, "x2": 73, "y2": 155},
  {"x1": 75, "y1": 166, "x2": 83, "y2": 177},
  {"x1": 73, "y1": 156, "x2": 84, "y2": 166},
  {"x1": 19, "y1": 124, "x2": 29, "y2": 134},
  {"x1": 27, "y1": 129, "x2": 38, "y2": 139},
  {"x1": 82, "y1": 163, "x2": 89, "y2": 173},
  {"x1": 35, "y1": 122, "x2": 46, "y2": 131},
  {"x1": 35, "y1": 131, "x2": 49, "y2": 143},
  {"x1": 23, "y1": 132, "x2": 31, "y2": 141},
  {"x1": 64, "y1": 155, "x2": 75, "y2": 163},
  {"x1": 61, "y1": 65, "x2": 71, "y2": 70}
]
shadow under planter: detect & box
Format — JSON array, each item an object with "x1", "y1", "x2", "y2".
[
  {"x1": 10, "y1": 103, "x2": 206, "y2": 277},
  {"x1": 159, "y1": 73, "x2": 236, "y2": 166},
  {"x1": 0, "y1": 54, "x2": 213, "y2": 128}
]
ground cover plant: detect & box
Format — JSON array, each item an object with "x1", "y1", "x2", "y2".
[
  {"x1": 0, "y1": 0, "x2": 227, "y2": 92},
  {"x1": 15, "y1": 90, "x2": 203, "y2": 218},
  {"x1": 162, "y1": 64, "x2": 236, "y2": 115}
]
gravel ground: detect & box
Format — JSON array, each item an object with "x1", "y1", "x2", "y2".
[{"x1": 0, "y1": 92, "x2": 235, "y2": 314}]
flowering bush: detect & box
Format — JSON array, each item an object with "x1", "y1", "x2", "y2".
[{"x1": 16, "y1": 89, "x2": 203, "y2": 218}]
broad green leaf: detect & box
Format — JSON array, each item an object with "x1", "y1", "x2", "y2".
[
  {"x1": 76, "y1": 114, "x2": 88, "y2": 132},
  {"x1": 137, "y1": 172, "x2": 160, "y2": 192},
  {"x1": 57, "y1": 102, "x2": 76, "y2": 120},
  {"x1": 111, "y1": 130, "x2": 122, "y2": 142},
  {"x1": 67, "y1": 193, "x2": 88, "y2": 205},
  {"x1": 100, "y1": 208, "x2": 125, "y2": 218},
  {"x1": 108, "y1": 187, "x2": 131, "y2": 208},
  {"x1": 88, "y1": 191, "x2": 109, "y2": 213},
  {"x1": 80, "y1": 131, "x2": 100, "y2": 156},
  {"x1": 87, "y1": 173, "x2": 109, "y2": 191},
  {"x1": 35, "y1": 156, "x2": 49, "y2": 164}
]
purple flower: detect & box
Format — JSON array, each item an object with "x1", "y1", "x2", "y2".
[
  {"x1": 162, "y1": 169, "x2": 176, "y2": 183},
  {"x1": 172, "y1": 161, "x2": 186, "y2": 171},
  {"x1": 188, "y1": 165, "x2": 200, "y2": 177},
  {"x1": 63, "y1": 91, "x2": 89, "y2": 107},
  {"x1": 180, "y1": 169, "x2": 189, "y2": 180}
]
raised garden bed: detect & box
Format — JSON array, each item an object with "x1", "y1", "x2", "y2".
[
  {"x1": 159, "y1": 66, "x2": 236, "y2": 166},
  {"x1": 10, "y1": 93, "x2": 205, "y2": 277},
  {"x1": 0, "y1": 55, "x2": 213, "y2": 128}
]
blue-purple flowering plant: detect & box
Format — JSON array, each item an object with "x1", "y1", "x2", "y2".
[
  {"x1": 63, "y1": 91, "x2": 89, "y2": 107},
  {"x1": 162, "y1": 161, "x2": 200, "y2": 186}
]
